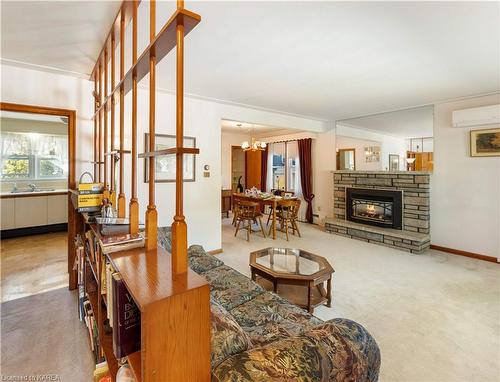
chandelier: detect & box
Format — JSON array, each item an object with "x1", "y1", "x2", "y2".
[{"x1": 241, "y1": 137, "x2": 266, "y2": 151}]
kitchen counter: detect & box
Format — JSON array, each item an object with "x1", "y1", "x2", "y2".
[{"x1": 0, "y1": 189, "x2": 68, "y2": 199}]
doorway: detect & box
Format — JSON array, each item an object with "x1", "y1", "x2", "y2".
[{"x1": 0, "y1": 102, "x2": 76, "y2": 300}]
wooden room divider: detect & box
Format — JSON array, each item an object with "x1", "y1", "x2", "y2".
[{"x1": 87, "y1": 1, "x2": 210, "y2": 380}]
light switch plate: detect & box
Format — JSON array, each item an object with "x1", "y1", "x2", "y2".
[{"x1": 203, "y1": 171, "x2": 210, "y2": 177}]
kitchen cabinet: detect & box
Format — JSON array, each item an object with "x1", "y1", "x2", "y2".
[
  {"x1": 0, "y1": 192, "x2": 68, "y2": 231},
  {"x1": 47, "y1": 195, "x2": 68, "y2": 224},
  {"x1": 15, "y1": 196, "x2": 48, "y2": 228},
  {"x1": 0, "y1": 198, "x2": 15, "y2": 230}
]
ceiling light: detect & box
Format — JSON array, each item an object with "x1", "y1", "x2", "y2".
[{"x1": 241, "y1": 137, "x2": 266, "y2": 151}]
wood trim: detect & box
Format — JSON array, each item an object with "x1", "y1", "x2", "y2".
[
  {"x1": 207, "y1": 248, "x2": 223, "y2": 255},
  {"x1": 430, "y1": 244, "x2": 498, "y2": 263},
  {"x1": 0, "y1": 102, "x2": 78, "y2": 289}
]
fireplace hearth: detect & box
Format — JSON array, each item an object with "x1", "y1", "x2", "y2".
[{"x1": 346, "y1": 187, "x2": 402, "y2": 229}]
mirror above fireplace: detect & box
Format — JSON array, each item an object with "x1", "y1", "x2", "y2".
[{"x1": 336, "y1": 105, "x2": 434, "y2": 172}]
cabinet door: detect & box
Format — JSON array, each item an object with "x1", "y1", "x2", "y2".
[
  {"x1": 47, "y1": 195, "x2": 68, "y2": 224},
  {"x1": 0, "y1": 199, "x2": 16, "y2": 230},
  {"x1": 15, "y1": 196, "x2": 48, "y2": 228}
]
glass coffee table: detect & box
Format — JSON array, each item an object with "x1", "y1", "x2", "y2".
[{"x1": 250, "y1": 248, "x2": 334, "y2": 313}]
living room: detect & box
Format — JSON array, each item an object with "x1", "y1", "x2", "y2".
[{"x1": 1, "y1": 1, "x2": 499, "y2": 381}]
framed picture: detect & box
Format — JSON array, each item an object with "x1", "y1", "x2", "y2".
[
  {"x1": 470, "y1": 127, "x2": 500, "y2": 157},
  {"x1": 364, "y1": 146, "x2": 380, "y2": 163},
  {"x1": 389, "y1": 154, "x2": 400, "y2": 171},
  {"x1": 144, "y1": 133, "x2": 196, "y2": 182}
]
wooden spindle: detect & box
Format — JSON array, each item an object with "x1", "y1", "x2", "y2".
[
  {"x1": 129, "y1": 0, "x2": 139, "y2": 234},
  {"x1": 110, "y1": 31, "x2": 116, "y2": 196},
  {"x1": 145, "y1": 0, "x2": 158, "y2": 250},
  {"x1": 93, "y1": 73, "x2": 97, "y2": 180},
  {"x1": 117, "y1": 9, "x2": 126, "y2": 218},
  {"x1": 98, "y1": 60, "x2": 103, "y2": 183},
  {"x1": 171, "y1": 0, "x2": 187, "y2": 273},
  {"x1": 103, "y1": 46, "x2": 110, "y2": 199}
]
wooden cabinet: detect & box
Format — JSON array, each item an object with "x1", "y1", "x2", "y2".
[
  {"x1": 221, "y1": 189, "x2": 232, "y2": 217},
  {"x1": 0, "y1": 199, "x2": 15, "y2": 230}
]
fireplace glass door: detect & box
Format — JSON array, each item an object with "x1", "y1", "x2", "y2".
[{"x1": 351, "y1": 198, "x2": 393, "y2": 225}]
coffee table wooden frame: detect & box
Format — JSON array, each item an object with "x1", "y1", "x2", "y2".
[{"x1": 250, "y1": 248, "x2": 334, "y2": 313}]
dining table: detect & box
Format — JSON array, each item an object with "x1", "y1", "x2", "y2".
[{"x1": 232, "y1": 193, "x2": 297, "y2": 240}]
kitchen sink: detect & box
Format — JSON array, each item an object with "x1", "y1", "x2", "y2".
[{"x1": 10, "y1": 187, "x2": 56, "y2": 193}]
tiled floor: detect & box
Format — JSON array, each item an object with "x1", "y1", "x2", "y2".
[
  {"x1": 219, "y1": 216, "x2": 500, "y2": 382},
  {"x1": 1, "y1": 231, "x2": 68, "y2": 302}
]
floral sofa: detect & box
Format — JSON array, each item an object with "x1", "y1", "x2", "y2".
[{"x1": 157, "y1": 227, "x2": 381, "y2": 381}]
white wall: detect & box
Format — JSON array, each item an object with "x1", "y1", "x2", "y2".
[
  {"x1": 432, "y1": 93, "x2": 500, "y2": 260},
  {"x1": 1, "y1": 63, "x2": 328, "y2": 251},
  {"x1": 220, "y1": 131, "x2": 251, "y2": 189}
]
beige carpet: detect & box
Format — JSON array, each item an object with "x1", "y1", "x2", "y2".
[
  {"x1": 220, "y1": 216, "x2": 500, "y2": 382},
  {"x1": 1, "y1": 287, "x2": 94, "y2": 382}
]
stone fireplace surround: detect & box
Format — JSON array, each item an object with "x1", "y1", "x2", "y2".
[{"x1": 325, "y1": 171, "x2": 431, "y2": 254}]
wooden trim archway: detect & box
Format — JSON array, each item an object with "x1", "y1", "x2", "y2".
[{"x1": 0, "y1": 102, "x2": 77, "y2": 289}]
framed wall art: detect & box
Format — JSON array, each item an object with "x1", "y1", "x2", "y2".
[
  {"x1": 144, "y1": 133, "x2": 196, "y2": 182},
  {"x1": 470, "y1": 127, "x2": 500, "y2": 157}
]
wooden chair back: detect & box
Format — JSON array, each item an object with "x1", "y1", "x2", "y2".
[
  {"x1": 236, "y1": 200, "x2": 260, "y2": 219},
  {"x1": 278, "y1": 199, "x2": 301, "y2": 219}
]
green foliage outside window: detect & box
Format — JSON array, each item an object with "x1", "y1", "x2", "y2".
[{"x1": 2, "y1": 159, "x2": 29, "y2": 178}]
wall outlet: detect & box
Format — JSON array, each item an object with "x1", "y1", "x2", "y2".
[{"x1": 317, "y1": 206, "x2": 321, "y2": 211}]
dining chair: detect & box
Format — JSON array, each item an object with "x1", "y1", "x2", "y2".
[
  {"x1": 234, "y1": 200, "x2": 266, "y2": 241},
  {"x1": 265, "y1": 189, "x2": 295, "y2": 225},
  {"x1": 269, "y1": 199, "x2": 301, "y2": 241}
]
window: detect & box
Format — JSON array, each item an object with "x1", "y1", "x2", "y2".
[
  {"x1": 1, "y1": 132, "x2": 68, "y2": 180},
  {"x1": 268, "y1": 141, "x2": 300, "y2": 193}
]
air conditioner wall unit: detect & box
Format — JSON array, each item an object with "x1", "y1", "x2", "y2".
[{"x1": 452, "y1": 104, "x2": 500, "y2": 128}]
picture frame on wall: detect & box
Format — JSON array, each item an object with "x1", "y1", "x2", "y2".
[
  {"x1": 470, "y1": 127, "x2": 500, "y2": 157},
  {"x1": 389, "y1": 154, "x2": 400, "y2": 171},
  {"x1": 144, "y1": 133, "x2": 196, "y2": 182}
]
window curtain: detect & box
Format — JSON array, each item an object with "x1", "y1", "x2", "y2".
[
  {"x1": 297, "y1": 138, "x2": 314, "y2": 223},
  {"x1": 260, "y1": 145, "x2": 268, "y2": 192},
  {"x1": 266, "y1": 143, "x2": 274, "y2": 192}
]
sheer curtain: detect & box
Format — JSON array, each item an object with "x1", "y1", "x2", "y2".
[{"x1": 286, "y1": 141, "x2": 306, "y2": 221}]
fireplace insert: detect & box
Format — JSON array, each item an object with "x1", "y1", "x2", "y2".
[{"x1": 346, "y1": 187, "x2": 402, "y2": 229}]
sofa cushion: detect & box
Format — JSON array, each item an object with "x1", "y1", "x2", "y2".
[
  {"x1": 212, "y1": 335, "x2": 329, "y2": 382},
  {"x1": 203, "y1": 265, "x2": 264, "y2": 311},
  {"x1": 229, "y1": 292, "x2": 322, "y2": 346},
  {"x1": 188, "y1": 244, "x2": 207, "y2": 257},
  {"x1": 157, "y1": 226, "x2": 172, "y2": 252},
  {"x1": 210, "y1": 299, "x2": 253, "y2": 369},
  {"x1": 189, "y1": 253, "x2": 224, "y2": 274}
]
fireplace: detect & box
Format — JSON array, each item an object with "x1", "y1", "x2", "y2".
[{"x1": 346, "y1": 188, "x2": 403, "y2": 229}]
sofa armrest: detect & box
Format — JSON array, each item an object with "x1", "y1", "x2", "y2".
[{"x1": 212, "y1": 319, "x2": 380, "y2": 382}]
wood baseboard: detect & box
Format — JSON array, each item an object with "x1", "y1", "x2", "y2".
[
  {"x1": 430, "y1": 244, "x2": 498, "y2": 263},
  {"x1": 208, "y1": 248, "x2": 223, "y2": 255}
]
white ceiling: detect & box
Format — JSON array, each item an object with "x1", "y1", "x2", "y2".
[
  {"x1": 0, "y1": 1, "x2": 121, "y2": 75},
  {"x1": 1, "y1": 1, "x2": 499, "y2": 122},
  {"x1": 221, "y1": 119, "x2": 299, "y2": 138},
  {"x1": 339, "y1": 105, "x2": 434, "y2": 138}
]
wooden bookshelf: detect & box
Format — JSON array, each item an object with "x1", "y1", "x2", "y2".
[
  {"x1": 138, "y1": 147, "x2": 200, "y2": 158},
  {"x1": 108, "y1": 246, "x2": 211, "y2": 381}
]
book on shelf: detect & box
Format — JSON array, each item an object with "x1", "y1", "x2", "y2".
[
  {"x1": 94, "y1": 361, "x2": 109, "y2": 382},
  {"x1": 99, "y1": 233, "x2": 144, "y2": 255},
  {"x1": 106, "y1": 263, "x2": 117, "y2": 328},
  {"x1": 112, "y1": 273, "x2": 141, "y2": 359}
]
